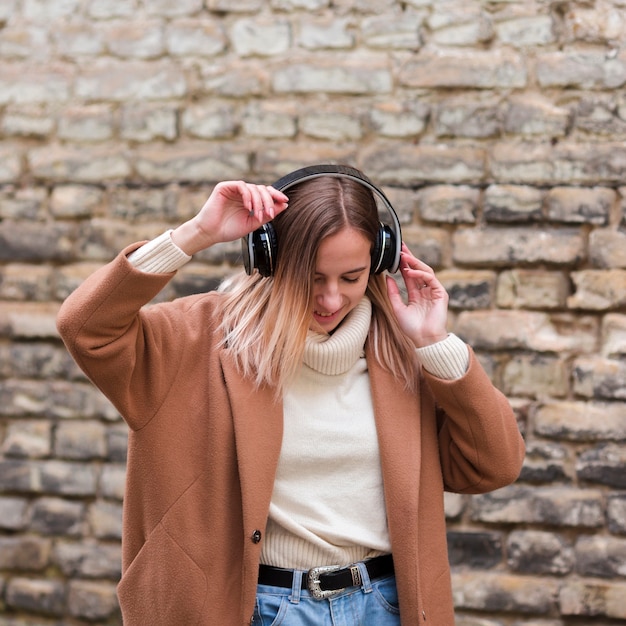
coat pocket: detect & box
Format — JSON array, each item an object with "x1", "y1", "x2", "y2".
[{"x1": 118, "y1": 523, "x2": 207, "y2": 626}]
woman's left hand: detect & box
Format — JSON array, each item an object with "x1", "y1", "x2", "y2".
[{"x1": 385, "y1": 243, "x2": 449, "y2": 348}]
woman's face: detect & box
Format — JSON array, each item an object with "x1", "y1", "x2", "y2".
[{"x1": 309, "y1": 227, "x2": 371, "y2": 333}]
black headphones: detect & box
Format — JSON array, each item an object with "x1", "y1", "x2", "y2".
[{"x1": 242, "y1": 164, "x2": 402, "y2": 277}]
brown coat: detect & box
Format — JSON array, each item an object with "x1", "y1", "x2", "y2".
[{"x1": 57, "y1": 245, "x2": 525, "y2": 626}]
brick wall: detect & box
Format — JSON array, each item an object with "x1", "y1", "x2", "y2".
[{"x1": 1, "y1": 0, "x2": 625, "y2": 624}]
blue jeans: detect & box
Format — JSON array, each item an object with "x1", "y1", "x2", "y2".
[{"x1": 253, "y1": 561, "x2": 401, "y2": 626}]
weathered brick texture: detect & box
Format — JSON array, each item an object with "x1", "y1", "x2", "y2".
[{"x1": 1, "y1": 1, "x2": 625, "y2": 624}]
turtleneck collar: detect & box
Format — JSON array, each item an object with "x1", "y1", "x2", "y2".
[{"x1": 303, "y1": 297, "x2": 372, "y2": 376}]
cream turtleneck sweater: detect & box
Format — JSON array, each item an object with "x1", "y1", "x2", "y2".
[
  {"x1": 261, "y1": 297, "x2": 390, "y2": 569},
  {"x1": 128, "y1": 231, "x2": 470, "y2": 568}
]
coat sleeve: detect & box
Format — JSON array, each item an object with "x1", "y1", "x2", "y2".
[
  {"x1": 56, "y1": 244, "x2": 206, "y2": 431},
  {"x1": 423, "y1": 347, "x2": 525, "y2": 494}
]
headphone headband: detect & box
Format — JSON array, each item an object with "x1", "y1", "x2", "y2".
[{"x1": 243, "y1": 164, "x2": 402, "y2": 275}]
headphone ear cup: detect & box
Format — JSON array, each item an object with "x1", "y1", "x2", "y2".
[
  {"x1": 371, "y1": 224, "x2": 398, "y2": 274},
  {"x1": 242, "y1": 223, "x2": 278, "y2": 277}
]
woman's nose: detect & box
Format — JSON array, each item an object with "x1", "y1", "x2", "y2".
[{"x1": 317, "y1": 282, "x2": 342, "y2": 310}]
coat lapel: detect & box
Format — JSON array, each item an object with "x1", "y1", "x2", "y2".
[
  {"x1": 367, "y1": 350, "x2": 422, "y2": 563},
  {"x1": 220, "y1": 352, "x2": 283, "y2": 533}
]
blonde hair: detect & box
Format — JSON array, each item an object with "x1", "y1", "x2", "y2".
[{"x1": 218, "y1": 173, "x2": 420, "y2": 392}]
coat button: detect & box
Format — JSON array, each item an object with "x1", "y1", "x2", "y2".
[{"x1": 251, "y1": 529, "x2": 262, "y2": 544}]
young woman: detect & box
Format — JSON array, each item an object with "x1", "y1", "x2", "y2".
[{"x1": 57, "y1": 165, "x2": 525, "y2": 626}]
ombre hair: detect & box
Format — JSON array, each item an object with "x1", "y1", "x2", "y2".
[{"x1": 218, "y1": 173, "x2": 420, "y2": 392}]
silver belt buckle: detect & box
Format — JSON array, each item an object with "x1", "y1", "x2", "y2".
[{"x1": 306, "y1": 564, "x2": 343, "y2": 600}]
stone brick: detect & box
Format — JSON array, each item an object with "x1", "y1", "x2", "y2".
[
  {"x1": 496, "y1": 270, "x2": 570, "y2": 310},
  {"x1": 602, "y1": 314, "x2": 626, "y2": 357},
  {"x1": 559, "y1": 579, "x2": 626, "y2": 619},
  {"x1": 417, "y1": 185, "x2": 479, "y2": 224},
  {"x1": 298, "y1": 16, "x2": 354, "y2": 49},
  {"x1": 1, "y1": 420, "x2": 52, "y2": 458},
  {"x1": 88, "y1": 500, "x2": 123, "y2": 540},
  {"x1": 361, "y1": 12, "x2": 424, "y2": 49},
  {"x1": 120, "y1": 102, "x2": 178, "y2": 142},
  {"x1": 0, "y1": 23, "x2": 49, "y2": 61},
  {"x1": 573, "y1": 356, "x2": 626, "y2": 400},
  {"x1": 99, "y1": 19, "x2": 164, "y2": 59},
  {"x1": 75, "y1": 59, "x2": 187, "y2": 101},
  {"x1": 0, "y1": 302, "x2": 60, "y2": 339},
  {"x1": 577, "y1": 444, "x2": 626, "y2": 489},
  {"x1": 453, "y1": 227, "x2": 585, "y2": 266},
  {"x1": 400, "y1": 50, "x2": 526, "y2": 89},
  {"x1": 0, "y1": 264, "x2": 55, "y2": 301},
  {"x1": 471, "y1": 486, "x2": 605, "y2": 528},
  {"x1": 57, "y1": 104, "x2": 115, "y2": 142},
  {"x1": 0, "y1": 379, "x2": 118, "y2": 420},
  {"x1": 300, "y1": 111, "x2": 362, "y2": 141},
  {"x1": 535, "y1": 401, "x2": 626, "y2": 442},
  {"x1": 438, "y1": 270, "x2": 495, "y2": 310},
  {"x1": 507, "y1": 530, "x2": 575, "y2": 575},
  {"x1": 484, "y1": 184, "x2": 543, "y2": 222},
  {"x1": 166, "y1": 18, "x2": 226, "y2": 57},
  {"x1": 0, "y1": 186, "x2": 47, "y2": 220},
  {"x1": 403, "y1": 227, "x2": 449, "y2": 269},
  {"x1": 0, "y1": 62, "x2": 73, "y2": 104},
  {"x1": 503, "y1": 95, "x2": 569, "y2": 137},
  {"x1": 0, "y1": 536, "x2": 51, "y2": 571},
  {"x1": 2, "y1": 104, "x2": 56, "y2": 138},
  {"x1": 108, "y1": 185, "x2": 183, "y2": 222},
  {"x1": 134, "y1": 142, "x2": 249, "y2": 183},
  {"x1": 502, "y1": 354, "x2": 569, "y2": 398},
  {"x1": 568, "y1": 270, "x2": 626, "y2": 310},
  {"x1": 490, "y1": 141, "x2": 626, "y2": 185},
  {"x1": 0, "y1": 221, "x2": 76, "y2": 263},
  {"x1": 434, "y1": 98, "x2": 500, "y2": 139},
  {"x1": 100, "y1": 464, "x2": 126, "y2": 500},
  {"x1": 447, "y1": 531, "x2": 503, "y2": 569},
  {"x1": 452, "y1": 571, "x2": 559, "y2": 615},
  {"x1": 0, "y1": 497, "x2": 29, "y2": 530},
  {"x1": 30, "y1": 497, "x2": 85, "y2": 536},
  {"x1": 576, "y1": 535, "x2": 626, "y2": 578},
  {"x1": 6, "y1": 577, "x2": 66, "y2": 616},
  {"x1": 230, "y1": 18, "x2": 291, "y2": 57},
  {"x1": 273, "y1": 59, "x2": 392, "y2": 94},
  {"x1": 54, "y1": 420, "x2": 108, "y2": 460},
  {"x1": 562, "y1": 5, "x2": 626, "y2": 43},
  {"x1": 200, "y1": 59, "x2": 268, "y2": 97},
  {"x1": 51, "y1": 18, "x2": 104, "y2": 56},
  {"x1": 88, "y1": 0, "x2": 140, "y2": 19},
  {"x1": 575, "y1": 94, "x2": 626, "y2": 138},
  {"x1": 28, "y1": 144, "x2": 131, "y2": 183},
  {"x1": 608, "y1": 494, "x2": 626, "y2": 535},
  {"x1": 369, "y1": 100, "x2": 429, "y2": 138},
  {"x1": 361, "y1": 143, "x2": 486, "y2": 185},
  {"x1": 54, "y1": 541, "x2": 121, "y2": 579},
  {"x1": 427, "y1": 5, "x2": 492, "y2": 47},
  {"x1": 495, "y1": 15, "x2": 556, "y2": 47},
  {"x1": 67, "y1": 579, "x2": 120, "y2": 621},
  {"x1": 537, "y1": 50, "x2": 626, "y2": 89},
  {"x1": 50, "y1": 184, "x2": 104, "y2": 219},
  {"x1": 455, "y1": 310, "x2": 597, "y2": 353},
  {"x1": 241, "y1": 101, "x2": 297, "y2": 139},
  {"x1": 182, "y1": 100, "x2": 238, "y2": 139},
  {"x1": 545, "y1": 186, "x2": 614, "y2": 225},
  {"x1": 519, "y1": 441, "x2": 570, "y2": 484},
  {"x1": 590, "y1": 229, "x2": 626, "y2": 269},
  {"x1": 0, "y1": 143, "x2": 22, "y2": 182}
]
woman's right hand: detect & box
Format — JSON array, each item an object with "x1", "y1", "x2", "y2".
[{"x1": 171, "y1": 181, "x2": 289, "y2": 256}]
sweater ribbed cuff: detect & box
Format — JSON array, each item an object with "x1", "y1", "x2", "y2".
[
  {"x1": 416, "y1": 333, "x2": 469, "y2": 380},
  {"x1": 127, "y1": 230, "x2": 191, "y2": 274}
]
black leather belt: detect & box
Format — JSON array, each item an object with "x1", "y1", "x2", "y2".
[{"x1": 258, "y1": 554, "x2": 394, "y2": 600}]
